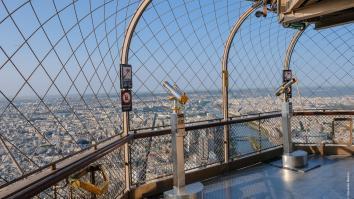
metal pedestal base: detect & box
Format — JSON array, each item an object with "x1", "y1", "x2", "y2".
[
  {"x1": 283, "y1": 150, "x2": 308, "y2": 168},
  {"x1": 269, "y1": 151, "x2": 321, "y2": 172},
  {"x1": 164, "y1": 182, "x2": 204, "y2": 199}
]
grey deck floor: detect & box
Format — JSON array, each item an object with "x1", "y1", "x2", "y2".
[{"x1": 202, "y1": 156, "x2": 354, "y2": 199}]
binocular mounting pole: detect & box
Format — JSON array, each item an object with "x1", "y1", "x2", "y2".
[
  {"x1": 162, "y1": 81, "x2": 203, "y2": 199},
  {"x1": 171, "y1": 99, "x2": 186, "y2": 191}
]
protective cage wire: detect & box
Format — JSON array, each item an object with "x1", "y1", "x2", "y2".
[
  {"x1": 0, "y1": 0, "x2": 140, "y2": 186},
  {"x1": 130, "y1": 125, "x2": 225, "y2": 186},
  {"x1": 127, "y1": 0, "x2": 252, "y2": 129},
  {"x1": 34, "y1": 146, "x2": 125, "y2": 199},
  {"x1": 0, "y1": 0, "x2": 352, "y2": 193},
  {"x1": 229, "y1": 116, "x2": 282, "y2": 159},
  {"x1": 292, "y1": 114, "x2": 354, "y2": 145},
  {"x1": 228, "y1": 11, "x2": 295, "y2": 115},
  {"x1": 130, "y1": 133, "x2": 172, "y2": 185},
  {"x1": 291, "y1": 23, "x2": 354, "y2": 111},
  {"x1": 228, "y1": 13, "x2": 354, "y2": 115}
]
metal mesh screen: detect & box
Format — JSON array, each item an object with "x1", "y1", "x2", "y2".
[
  {"x1": 34, "y1": 146, "x2": 125, "y2": 199},
  {"x1": 292, "y1": 114, "x2": 354, "y2": 144},
  {"x1": 292, "y1": 115, "x2": 333, "y2": 144},
  {"x1": 332, "y1": 118, "x2": 352, "y2": 145},
  {"x1": 130, "y1": 133, "x2": 172, "y2": 185},
  {"x1": 228, "y1": 12, "x2": 295, "y2": 115},
  {"x1": 184, "y1": 125, "x2": 224, "y2": 171},
  {"x1": 229, "y1": 116, "x2": 282, "y2": 159},
  {"x1": 130, "y1": 126, "x2": 225, "y2": 186},
  {"x1": 291, "y1": 24, "x2": 354, "y2": 111},
  {"x1": 0, "y1": 0, "x2": 139, "y2": 185},
  {"x1": 127, "y1": 0, "x2": 252, "y2": 129},
  {"x1": 0, "y1": 0, "x2": 353, "y2": 194}
]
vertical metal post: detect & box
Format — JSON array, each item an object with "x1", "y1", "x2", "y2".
[
  {"x1": 54, "y1": 184, "x2": 57, "y2": 199},
  {"x1": 258, "y1": 115, "x2": 262, "y2": 152},
  {"x1": 222, "y1": 70, "x2": 229, "y2": 163},
  {"x1": 120, "y1": 0, "x2": 152, "y2": 192},
  {"x1": 171, "y1": 111, "x2": 186, "y2": 190},
  {"x1": 282, "y1": 101, "x2": 293, "y2": 153},
  {"x1": 224, "y1": 180, "x2": 232, "y2": 199},
  {"x1": 349, "y1": 119, "x2": 353, "y2": 145},
  {"x1": 221, "y1": 2, "x2": 262, "y2": 162},
  {"x1": 331, "y1": 120, "x2": 335, "y2": 141},
  {"x1": 122, "y1": 112, "x2": 130, "y2": 191},
  {"x1": 90, "y1": 167, "x2": 96, "y2": 199},
  {"x1": 70, "y1": 185, "x2": 73, "y2": 199},
  {"x1": 163, "y1": 83, "x2": 203, "y2": 198},
  {"x1": 282, "y1": 26, "x2": 307, "y2": 154}
]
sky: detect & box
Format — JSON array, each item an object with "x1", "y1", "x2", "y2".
[{"x1": 0, "y1": 0, "x2": 353, "y2": 100}]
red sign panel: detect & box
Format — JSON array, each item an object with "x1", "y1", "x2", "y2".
[{"x1": 121, "y1": 90, "x2": 132, "y2": 112}]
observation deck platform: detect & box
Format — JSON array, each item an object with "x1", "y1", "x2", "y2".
[{"x1": 203, "y1": 155, "x2": 353, "y2": 198}]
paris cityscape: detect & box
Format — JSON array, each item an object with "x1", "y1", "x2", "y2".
[{"x1": 0, "y1": 87, "x2": 353, "y2": 184}]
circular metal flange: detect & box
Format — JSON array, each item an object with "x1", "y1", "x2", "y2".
[
  {"x1": 282, "y1": 150, "x2": 308, "y2": 168},
  {"x1": 164, "y1": 182, "x2": 204, "y2": 199}
]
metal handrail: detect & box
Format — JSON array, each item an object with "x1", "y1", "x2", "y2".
[
  {"x1": 130, "y1": 110, "x2": 282, "y2": 132},
  {"x1": 1, "y1": 110, "x2": 353, "y2": 198},
  {"x1": 0, "y1": 135, "x2": 132, "y2": 199},
  {"x1": 0, "y1": 112, "x2": 281, "y2": 198},
  {"x1": 133, "y1": 112, "x2": 282, "y2": 139},
  {"x1": 294, "y1": 110, "x2": 354, "y2": 116},
  {"x1": 0, "y1": 132, "x2": 126, "y2": 190}
]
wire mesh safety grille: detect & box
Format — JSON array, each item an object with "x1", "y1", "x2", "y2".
[
  {"x1": 127, "y1": 0, "x2": 253, "y2": 129},
  {"x1": 229, "y1": 117, "x2": 282, "y2": 159},
  {"x1": 228, "y1": 12, "x2": 295, "y2": 115},
  {"x1": 0, "y1": 0, "x2": 140, "y2": 186},
  {"x1": 184, "y1": 125, "x2": 224, "y2": 170},
  {"x1": 130, "y1": 134, "x2": 172, "y2": 185},
  {"x1": 332, "y1": 119, "x2": 352, "y2": 145},
  {"x1": 34, "y1": 146, "x2": 125, "y2": 199},
  {"x1": 130, "y1": 115, "x2": 281, "y2": 186},
  {"x1": 0, "y1": 0, "x2": 353, "y2": 196},
  {"x1": 292, "y1": 114, "x2": 354, "y2": 145},
  {"x1": 130, "y1": 126, "x2": 225, "y2": 186},
  {"x1": 291, "y1": 24, "x2": 354, "y2": 111}
]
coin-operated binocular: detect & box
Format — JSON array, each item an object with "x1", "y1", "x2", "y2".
[
  {"x1": 162, "y1": 81, "x2": 189, "y2": 113},
  {"x1": 275, "y1": 78, "x2": 297, "y2": 98},
  {"x1": 162, "y1": 81, "x2": 203, "y2": 199},
  {"x1": 276, "y1": 71, "x2": 308, "y2": 170},
  {"x1": 276, "y1": 71, "x2": 297, "y2": 154}
]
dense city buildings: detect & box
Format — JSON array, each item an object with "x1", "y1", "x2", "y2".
[{"x1": 0, "y1": 89, "x2": 353, "y2": 184}]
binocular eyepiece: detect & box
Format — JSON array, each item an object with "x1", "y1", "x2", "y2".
[
  {"x1": 275, "y1": 78, "x2": 297, "y2": 96},
  {"x1": 162, "y1": 81, "x2": 189, "y2": 105}
]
